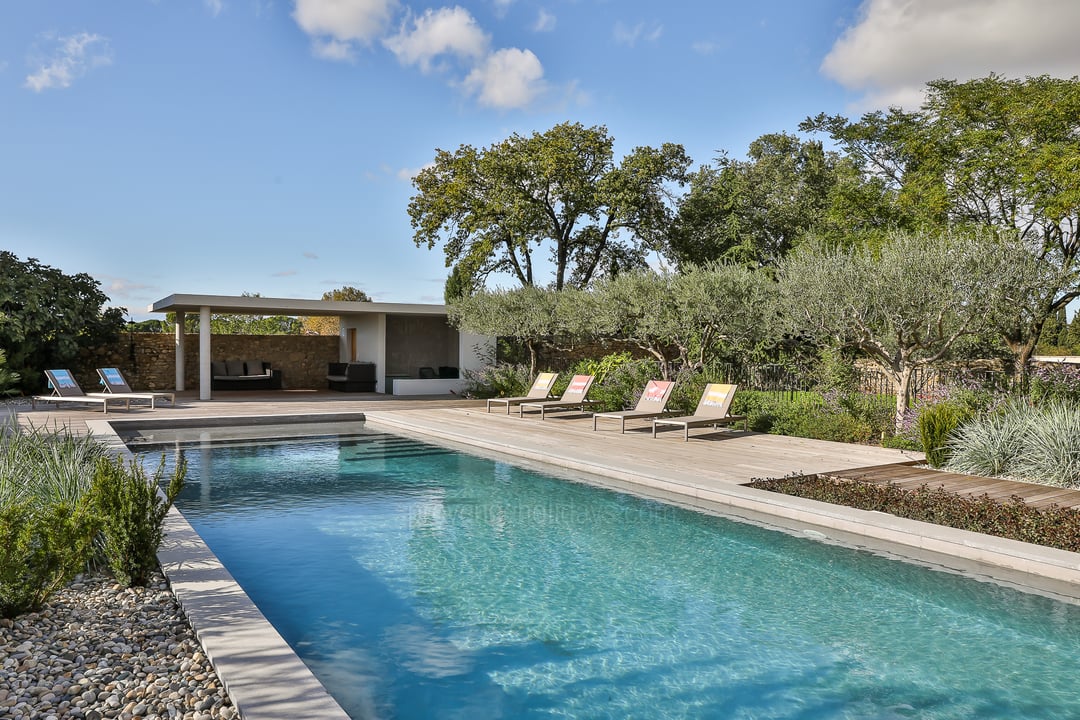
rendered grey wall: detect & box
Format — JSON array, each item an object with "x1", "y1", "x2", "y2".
[{"x1": 385, "y1": 315, "x2": 459, "y2": 376}]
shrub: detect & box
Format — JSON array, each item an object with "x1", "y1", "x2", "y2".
[
  {"x1": 748, "y1": 475, "x2": 1080, "y2": 552},
  {"x1": 0, "y1": 500, "x2": 99, "y2": 617},
  {"x1": 91, "y1": 455, "x2": 186, "y2": 587},
  {"x1": 460, "y1": 363, "x2": 534, "y2": 399},
  {"x1": 1029, "y1": 363, "x2": 1080, "y2": 405},
  {"x1": 918, "y1": 402, "x2": 970, "y2": 468}
]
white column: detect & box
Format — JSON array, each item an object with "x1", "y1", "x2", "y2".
[
  {"x1": 199, "y1": 306, "x2": 211, "y2": 400},
  {"x1": 175, "y1": 311, "x2": 186, "y2": 391}
]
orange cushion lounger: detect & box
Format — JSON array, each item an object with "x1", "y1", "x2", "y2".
[
  {"x1": 651, "y1": 383, "x2": 747, "y2": 441},
  {"x1": 95, "y1": 367, "x2": 177, "y2": 408},
  {"x1": 592, "y1": 380, "x2": 675, "y2": 433},
  {"x1": 518, "y1": 374, "x2": 596, "y2": 420},
  {"x1": 486, "y1": 372, "x2": 559, "y2": 414}
]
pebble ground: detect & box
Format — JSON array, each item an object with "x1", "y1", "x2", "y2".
[{"x1": 0, "y1": 574, "x2": 235, "y2": 720}]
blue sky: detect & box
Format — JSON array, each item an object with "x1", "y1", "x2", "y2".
[{"x1": 3, "y1": 0, "x2": 1079, "y2": 320}]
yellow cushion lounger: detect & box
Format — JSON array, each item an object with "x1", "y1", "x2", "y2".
[
  {"x1": 592, "y1": 379, "x2": 675, "y2": 433},
  {"x1": 31, "y1": 369, "x2": 129, "y2": 414},
  {"x1": 485, "y1": 372, "x2": 559, "y2": 414},
  {"x1": 518, "y1": 374, "x2": 597, "y2": 420},
  {"x1": 96, "y1": 367, "x2": 177, "y2": 408},
  {"x1": 651, "y1": 383, "x2": 747, "y2": 441}
]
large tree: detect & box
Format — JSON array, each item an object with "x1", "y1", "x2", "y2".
[
  {"x1": 667, "y1": 133, "x2": 906, "y2": 268},
  {"x1": 409, "y1": 121, "x2": 691, "y2": 290},
  {"x1": 0, "y1": 252, "x2": 125, "y2": 393},
  {"x1": 302, "y1": 286, "x2": 372, "y2": 336},
  {"x1": 803, "y1": 74, "x2": 1080, "y2": 377},
  {"x1": 777, "y1": 230, "x2": 1025, "y2": 431}
]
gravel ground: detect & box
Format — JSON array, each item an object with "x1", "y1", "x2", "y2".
[{"x1": 0, "y1": 574, "x2": 235, "y2": 720}]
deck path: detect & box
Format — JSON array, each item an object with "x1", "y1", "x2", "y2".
[{"x1": 824, "y1": 462, "x2": 1080, "y2": 510}]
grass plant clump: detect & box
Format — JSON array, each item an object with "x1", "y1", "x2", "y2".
[
  {"x1": 947, "y1": 398, "x2": 1080, "y2": 486},
  {"x1": 749, "y1": 475, "x2": 1080, "y2": 552}
]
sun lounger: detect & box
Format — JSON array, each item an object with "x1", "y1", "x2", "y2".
[
  {"x1": 592, "y1": 380, "x2": 675, "y2": 433},
  {"x1": 95, "y1": 367, "x2": 177, "y2": 408},
  {"x1": 651, "y1": 383, "x2": 747, "y2": 441},
  {"x1": 518, "y1": 374, "x2": 597, "y2": 419},
  {"x1": 31, "y1": 369, "x2": 130, "y2": 414},
  {"x1": 485, "y1": 372, "x2": 559, "y2": 414}
]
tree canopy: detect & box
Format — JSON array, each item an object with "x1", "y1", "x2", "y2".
[
  {"x1": 0, "y1": 252, "x2": 125, "y2": 393},
  {"x1": 777, "y1": 230, "x2": 1025, "y2": 430},
  {"x1": 302, "y1": 286, "x2": 372, "y2": 335},
  {"x1": 409, "y1": 121, "x2": 691, "y2": 291},
  {"x1": 802, "y1": 74, "x2": 1080, "y2": 373}
]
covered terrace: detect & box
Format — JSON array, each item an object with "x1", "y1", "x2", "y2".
[{"x1": 149, "y1": 293, "x2": 489, "y2": 400}]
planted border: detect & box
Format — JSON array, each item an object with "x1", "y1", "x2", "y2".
[{"x1": 748, "y1": 474, "x2": 1080, "y2": 553}]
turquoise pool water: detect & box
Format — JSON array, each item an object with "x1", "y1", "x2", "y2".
[{"x1": 152, "y1": 426, "x2": 1080, "y2": 719}]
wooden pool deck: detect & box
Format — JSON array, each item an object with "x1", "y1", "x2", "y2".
[{"x1": 10, "y1": 389, "x2": 1078, "y2": 510}]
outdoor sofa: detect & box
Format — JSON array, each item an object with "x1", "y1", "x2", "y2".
[
  {"x1": 211, "y1": 360, "x2": 282, "y2": 391},
  {"x1": 327, "y1": 362, "x2": 377, "y2": 392}
]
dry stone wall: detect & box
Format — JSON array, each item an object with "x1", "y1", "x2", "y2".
[{"x1": 75, "y1": 334, "x2": 340, "y2": 391}]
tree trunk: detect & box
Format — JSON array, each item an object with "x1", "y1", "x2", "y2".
[
  {"x1": 893, "y1": 365, "x2": 914, "y2": 435},
  {"x1": 526, "y1": 339, "x2": 538, "y2": 379}
]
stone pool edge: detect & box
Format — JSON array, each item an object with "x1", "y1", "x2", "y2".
[{"x1": 87, "y1": 418, "x2": 352, "y2": 720}]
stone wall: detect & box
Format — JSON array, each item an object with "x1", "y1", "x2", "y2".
[{"x1": 76, "y1": 334, "x2": 341, "y2": 391}]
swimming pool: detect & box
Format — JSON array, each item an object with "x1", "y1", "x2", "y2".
[{"x1": 146, "y1": 424, "x2": 1080, "y2": 719}]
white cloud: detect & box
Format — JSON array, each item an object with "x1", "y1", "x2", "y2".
[
  {"x1": 533, "y1": 9, "x2": 556, "y2": 32},
  {"x1": 691, "y1": 40, "x2": 716, "y2": 56},
  {"x1": 24, "y1": 32, "x2": 112, "y2": 92},
  {"x1": 462, "y1": 47, "x2": 544, "y2": 109},
  {"x1": 313, "y1": 38, "x2": 355, "y2": 61},
  {"x1": 822, "y1": 0, "x2": 1080, "y2": 109},
  {"x1": 613, "y1": 20, "x2": 662, "y2": 47},
  {"x1": 273, "y1": 269, "x2": 299, "y2": 277},
  {"x1": 205, "y1": 0, "x2": 224, "y2": 17},
  {"x1": 304, "y1": 251, "x2": 319, "y2": 259},
  {"x1": 493, "y1": 0, "x2": 514, "y2": 18},
  {"x1": 293, "y1": 0, "x2": 398, "y2": 60},
  {"x1": 98, "y1": 276, "x2": 157, "y2": 300},
  {"x1": 384, "y1": 6, "x2": 489, "y2": 72}
]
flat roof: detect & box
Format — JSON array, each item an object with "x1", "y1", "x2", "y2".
[{"x1": 149, "y1": 293, "x2": 447, "y2": 317}]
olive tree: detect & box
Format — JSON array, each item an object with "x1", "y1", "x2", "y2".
[
  {"x1": 447, "y1": 286, "x2": 562, "y2": 377},
  {"x1": 777, "y1": 230, "x2": 1015, "y2": 431},
  {"x1": 587, "y1": 264, "x2": 777, "y2": 379}
]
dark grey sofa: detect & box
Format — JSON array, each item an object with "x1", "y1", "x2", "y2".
[
  {"x1": 327, "y1": 362, "x2": 376, "y2": 392},
  {"x1": 212, "y1": 359, "x2": 283, "y2": 391}
]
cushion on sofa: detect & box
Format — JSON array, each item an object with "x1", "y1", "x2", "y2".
[
  {"x1": 243, "y1": 360, "x2": 266, "y2": 376},
  {"x1": 225, "y1": 360, "x2": 245, "y2": 376},
  {"x1": 211, "y1": 361, "x2": 226, "y2": 377}
]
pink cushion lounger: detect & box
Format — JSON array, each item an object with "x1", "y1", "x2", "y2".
[
  {"x1": 518, "y1": 374, "x2": 597, "y2": 420},
  {"x1": 485, "y1": 372, "x2": 559, "y2": 414},
  {"x1": 651, "y1": 383, "x2": 746, "y2": 441},
  {"x1": 592, "y1": 380, "x2": 676, "y2": 433}
]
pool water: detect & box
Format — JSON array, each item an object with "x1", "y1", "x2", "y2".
[{"x1": 152, "y1": 427, "x2": 1080, "y2": 719}]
